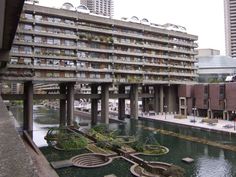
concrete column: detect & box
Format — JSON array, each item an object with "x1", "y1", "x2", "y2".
[
  {"x1": 23, "y1": 81, "x2": 33, "y2": 137},
  {"x1": 167, "y1": 86, "x2": 177, "y2": 113},
  {"x1": 118, "y1": 85, "x2": 125, "y2": 120},
  {"x1": 142, "y1": 86, "x2": 149, "y2": 112},
  {"x1": 101, "y1": 84, "x2": 109, "y2": 124},
  {"x1": 153, "y1": 85, "x2": 159, "y2": 113},
  {"x1": 130, "y1": 84, "x2": 139, "y2": 119},
  {"x1": 59, "y1": 83, "x2": 66, "y2": 127},
  {"x1": 160, "y1": 85, "x2": 164, "y2": 113},
  {"x1": 91, "y1": 84, "x2": 98, "y2": 125},
  {"x1": 67, "y1": 82, "x2": 75, "y2": 126}
]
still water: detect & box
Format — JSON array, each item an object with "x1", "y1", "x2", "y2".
[{"x1": 11, "y1": 106, "x2": 236, "y2": 177}]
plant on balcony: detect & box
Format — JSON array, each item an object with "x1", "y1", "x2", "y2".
[
  {"x1": 99, "y1": 36, "x2": 105, "y2": 42},
  {"x1": 107, "y1": 37, "x2": 114, "y2": 43},
  {"x1": 79, "y1": 34, "x2": 86, "y2": 39}
]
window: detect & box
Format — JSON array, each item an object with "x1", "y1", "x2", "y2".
[
  {"x1": 12, "y1": 46, "x2": 18, "y2": 53},
  {"x1": 35, "y1": 26, "x2": 42, "y2": 32},
  {"x1": 24, "y1": 47, "x2": 32, "y2": 54},
  {"x1": 24, "y1": 58, "x2": 31, "y2": 65},
  {"x1": 24, "y1": 35, "x2": 32, "y2": 42},
  {"x1": 47, "y1": 38, "x2": 53, "y2": 44},
  {"x1": 54, "y1": 39, "x2": 61, "y2": 45},
  {"x1": 25, "y1": 13, "x2": 33, "y2": 19},
  {"x1": 34, "y1": 47, "x2": 41, "y2": 54},
  {"x1": 35, "y1": 15, "x2": 42, "y2": 21},
  {"x1": 34, "y1": 37, "x2": 42, "y2": 43},
  {"x1": 24, "y1": 24, "x2": 32, "y2": 30}
]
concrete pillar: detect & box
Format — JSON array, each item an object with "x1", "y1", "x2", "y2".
[
  {"x1": 153, "y1": 85, "x2": 159, "y2": 113},
  {"x1": 118, "y1": 85, "x2": 125, "y2": 120},
  {"x1": 23, "y1": 81, "x2": 33, "y2": 137},
  {"x1": 130, "y1": 84, "x2": 139, "y2": 119},
  {"x1": 142, "y1": 86, "x2": 149, "y2": 112},
  {"x1": 167, "y1": 86, "x2": 176, "y2": 113},
  {"x1": 101, "y1": 84, "x2": 109, "y2": 124},
  {"x1": 67, "y1": 82, "x2": 75, "y2": 126},
  {"x1": 160, "y1": 85, "x2": 164, "y2": 113},
  {"x1": 91, "y1": 84, "x2": 98, "y2": 125},
  {"x1": 59, "y1": 83, "x2": 66, "y2": 127}
]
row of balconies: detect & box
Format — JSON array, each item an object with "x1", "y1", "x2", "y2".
[
  {"x1": 19, "y1": 18, "x2": 197, "y2": 48},
  {"x1": 14, "y1": 34, "x2": 197, "y2": 56},
  {"x1": 9, "y1": 54, "x2": 196, "y2": 73},
  {"x1": 10, "y1": 49, "x2": 195, "y2": 63},
  {"x1": 1, "y1": 70, "x2": 195, "y2": 84},
  {"x1": 7, "y1": 63, "x2": 197, "y2": 78}
]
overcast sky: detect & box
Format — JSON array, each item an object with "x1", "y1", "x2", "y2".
[{"x1": 38, "y1": 0, "x2": 226, "y2": 54}]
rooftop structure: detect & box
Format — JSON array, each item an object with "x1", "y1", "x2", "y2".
[
  {"x1": 197, "y1": 48, "x2": 220, "y2": 58},
  {"x1": 2, "y1": 3, "x2": 198, "y2": 85}
]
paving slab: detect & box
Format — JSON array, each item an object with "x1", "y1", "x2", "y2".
[{"x1": 0, "y1": 96, "x2": 38, "y2": 177}]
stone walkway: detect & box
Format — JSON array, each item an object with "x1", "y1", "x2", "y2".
[
  {"x1": 0, "y1": 96, "x2": 38, "y2": 177},
  {"x1": 141, "y1": 113, "x2": 236, "y2": 134}
]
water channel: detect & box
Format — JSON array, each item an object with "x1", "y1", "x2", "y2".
[{"x1": 11, "y1": 105, "x2": 236, "y2": 177}]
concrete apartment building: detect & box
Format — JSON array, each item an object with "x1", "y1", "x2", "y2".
[
  {"x1": 224, "y1": 0, "x2": 236, "y2": 57},
  {"x1": 2, "y1": 3, "x2": 198, "y2": 121},
  {"x1": 80, "y1": 0, "x2": 114, "y2": 17}
]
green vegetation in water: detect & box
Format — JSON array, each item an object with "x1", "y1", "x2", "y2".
[
  {"x1": 130, "y1": 134, "x2": 168, "y2": 155},
  {"x1": 45, "y1": 127, "x2": 88, "y2": 151}
]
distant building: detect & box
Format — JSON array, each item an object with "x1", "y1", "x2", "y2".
[
  {"x1": 197, "y1": 48, "x2": 220, "y2": 58},
  {"x1": 80, "y1": 0, "x2": 114, "y2": 17},
  {"x1": 224, "y1": 0, "x2": 236, "y2": 58},
  {"x1": 196, "y1": 55, "x2": 236, "y2": 83}
]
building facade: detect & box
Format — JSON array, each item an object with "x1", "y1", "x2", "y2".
[
  {"x1": 224, "y1": 0, "x2": 236, "y2": 58},
  {"x1": 179, "y1": 83, "x2": 236, "y2": 120},
  {"x1": 197, "y1": 48, "x2": 220, "y2": 57},
  {"x1": 2, "y1": 3, "x2": 198, "y2": 117},
  {"x1": 80, "y1": 0, "x2": 114, "y2": 17}
]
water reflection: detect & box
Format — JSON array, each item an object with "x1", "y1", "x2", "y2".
[{"x1": 10, "y1": 105, "x2": 236, "y2": 177}]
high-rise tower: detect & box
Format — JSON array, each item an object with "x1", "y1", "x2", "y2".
[
  {"x1": 224, "y1": 0, "x2": 236, "y2": 57},
  {"x1": 80, "y1": 0, "x2": 114, "y2": 17}
]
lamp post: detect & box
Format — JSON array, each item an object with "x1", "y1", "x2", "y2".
[
  {"x1": 164, "y1": 105, "x2": 167, "y2": 119},
  {"x1": 192, "y1": 107, "x2": 197, "y2": 123}
]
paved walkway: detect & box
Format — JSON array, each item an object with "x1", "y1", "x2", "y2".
[
  {"x1": 0, "y1": 96, "x2": 38, "y2": 177},
  {"x1": 140, "y1": 113, "x2": 236, "y2": 134}
]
